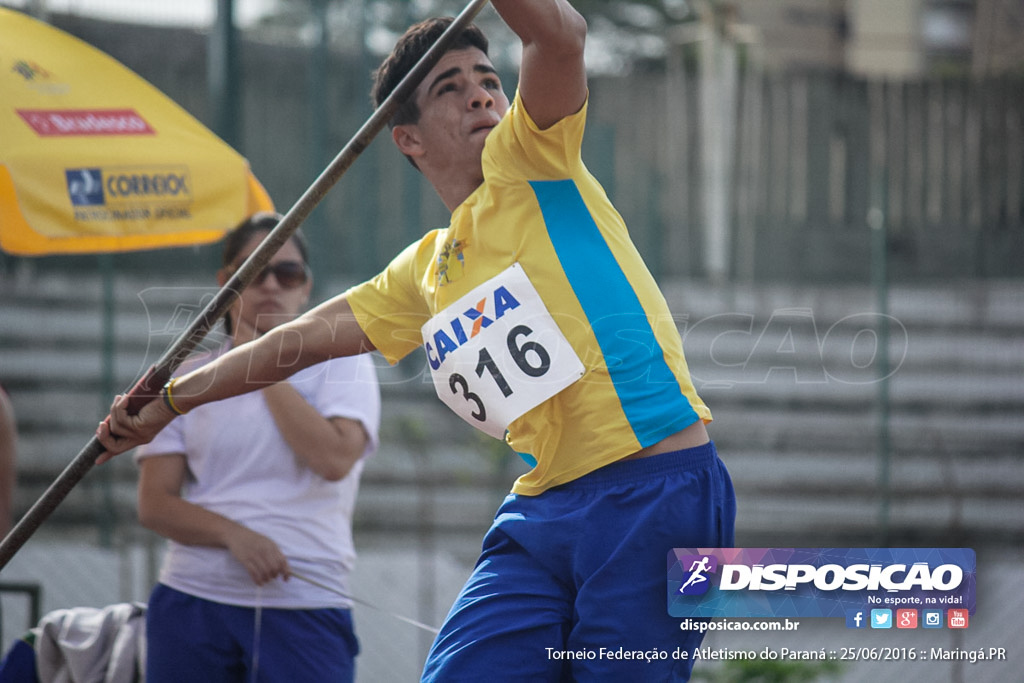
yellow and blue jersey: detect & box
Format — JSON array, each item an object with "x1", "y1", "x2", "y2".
[{"x1": 346, "y1": 91, "x2": 710, "y2": 495}]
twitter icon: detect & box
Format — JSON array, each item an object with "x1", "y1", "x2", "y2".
[{"x1": 870, "y1": 609, "x2": 892, "y2": 629}]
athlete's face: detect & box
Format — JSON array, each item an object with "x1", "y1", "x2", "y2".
[{"x1": 398, "y1": 48, "x2": 509, "y2": 181}]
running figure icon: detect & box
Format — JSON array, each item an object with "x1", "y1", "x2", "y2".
[{"x1": 679, "y1": 557, "x2": 712, "y2": 594}]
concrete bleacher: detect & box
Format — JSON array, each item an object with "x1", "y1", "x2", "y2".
[
  {"x1": 668, "y1": 279, "x2": 1024, "y2": 547},
  {"x1": 2, "y1": 268, "x2": 1022, "y2": 681},
  {"x1": 2, "y1": 269, "x2": 1022, "y2": 549}
]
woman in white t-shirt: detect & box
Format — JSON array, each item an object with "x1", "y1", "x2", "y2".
[{"x1": 135, "y1": 213, "x2": 381, "y2": 682}]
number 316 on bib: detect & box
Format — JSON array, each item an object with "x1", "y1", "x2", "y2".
[{"x1": 421, "y1": 264, "x2": 585, "y2": 439}]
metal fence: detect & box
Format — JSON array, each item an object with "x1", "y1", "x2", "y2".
[{"x1": 3, "y1": 10, "x2": 1021, "y2": 286}]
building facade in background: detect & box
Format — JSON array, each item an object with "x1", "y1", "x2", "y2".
[{"x1": 722, "y1": 0, "x2": 1018, "y2": 78}]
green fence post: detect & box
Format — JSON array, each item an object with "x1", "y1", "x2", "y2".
[
  {"x1": 208, "y1": 0, "x2": 239, "y2": 149},
  {"x1": 869, "y1": 174, "x2": 891, "y2": 546}
]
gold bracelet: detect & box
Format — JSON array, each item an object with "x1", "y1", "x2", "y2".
[{"x1": 162, "y1": 378, "x2": 186, "y2": 416}]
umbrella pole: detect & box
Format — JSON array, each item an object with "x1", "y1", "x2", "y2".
[
  {"x1": 98, "y1": 253, "x2": 117, "y2": 547},
  {"x1": 0, "y1": 0, "x2": 492, "y2": 571}
]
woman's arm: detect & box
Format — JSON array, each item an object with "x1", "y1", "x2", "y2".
[
  {"x1": 137, "y1": 454, "x2": 290, "y2": 585},
  {"x1": 261, "y1": 381, "x2": 369, "y2": 481}
]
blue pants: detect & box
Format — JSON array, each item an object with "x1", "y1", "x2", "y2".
[
  {"x1": 146, "y1": 583, "x2": 359, "y2": 683},
  {"x1": 422, "y1": 442, "x2": 736, "y2": 682}
]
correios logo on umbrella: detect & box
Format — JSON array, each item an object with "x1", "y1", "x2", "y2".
[
  {"x1": 66, "y1": 169, "x2": 104, "y2": 206},
  {"x1": 65, "y1": 165, "x2": 194, "y2": 222},
  {"x1": 66, "y1": 166, "x2": 192, "y2": 207}
]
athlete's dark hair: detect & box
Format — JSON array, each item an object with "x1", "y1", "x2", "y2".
[{"x1": 371, "y1": 17, "x2": 490, "y2": 128}]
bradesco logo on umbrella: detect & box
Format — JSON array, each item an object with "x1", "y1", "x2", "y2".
[
  {"x1": 18, "y1": 108, "x2": 155, "y2": 136},
  {"x1": 668, "y1": 548, "x2": 975, "y2": 620}
]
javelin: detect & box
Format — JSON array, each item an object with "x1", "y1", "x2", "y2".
[
  {"x1": 0, "y1": 0, "x2": 492, "y2": 570},
  {"x1": 291, "y1": 570, "x2": 440, "y2": 634}
]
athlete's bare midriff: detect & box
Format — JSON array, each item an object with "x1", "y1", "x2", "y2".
[{"x1": 620, "y1": 420, "x2": 710, "y2": 462}]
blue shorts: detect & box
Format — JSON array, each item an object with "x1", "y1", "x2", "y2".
[
  {"x1": 422, "y1": 442, "x2": 736, "y2": 682},
  {"x1": 146, "y1": 583, "x2": 359, "y2": 683}
]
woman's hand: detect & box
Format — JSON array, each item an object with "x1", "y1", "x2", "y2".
[{"x1": 225, "y1": 526, "x2": 291, "y2": 585}]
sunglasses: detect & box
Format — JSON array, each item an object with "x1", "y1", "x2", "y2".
[{"x1": 227, "y1": 260, "x2": 310, "y2": 289}]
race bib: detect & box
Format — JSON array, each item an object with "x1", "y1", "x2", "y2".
[{"x1": 421, "y1": 263, "x2": 585, "y2": 438}]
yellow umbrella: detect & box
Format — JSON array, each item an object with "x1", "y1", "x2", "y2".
[{"x1": 0, "y1": 7, "x2": 272, "y2": 256}]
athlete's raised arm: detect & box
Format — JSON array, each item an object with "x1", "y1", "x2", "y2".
[{"x1": 491, "y1": 0, "x2": 587, "y2": 129}]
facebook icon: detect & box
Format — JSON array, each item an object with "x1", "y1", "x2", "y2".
[{"x1": 845, "y1": 609, "x2": 867, "y2": 629}]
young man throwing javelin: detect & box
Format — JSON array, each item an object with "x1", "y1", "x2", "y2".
[{"x1": 99, "y1": 1, "x2": 736, "y2": 679}]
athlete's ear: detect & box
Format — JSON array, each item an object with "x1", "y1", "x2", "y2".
[{"x1": 392, "y1": 124, "x2": 425, "y2": 160}]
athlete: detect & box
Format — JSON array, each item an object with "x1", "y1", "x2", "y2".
[{"x1": 99, "y1": 2, "x2": 736, "y2": 680}]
